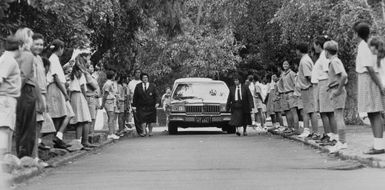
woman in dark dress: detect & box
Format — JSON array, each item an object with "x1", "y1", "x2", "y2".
[
  {"x1": 226, "y1": 75, "x2": 254, "y2": 136},
  {"x1": 132, "y1": 73, "x2": 160, "y2": 137}
]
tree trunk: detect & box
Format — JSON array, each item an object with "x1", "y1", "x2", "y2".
[
  {"x1": 344, "y1": 68, "x2": 363, "y2": 125},
  {"x1": 196, "y1": 1, "x2": 203, "y2": 25}
]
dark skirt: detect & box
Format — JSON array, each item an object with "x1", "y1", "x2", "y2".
[
  {"x1": 229, "y1": 102, "x2": 251, "y2": 127},
  {"x1": 137, "y1": 106, "x2": 157, "y2": 124}
]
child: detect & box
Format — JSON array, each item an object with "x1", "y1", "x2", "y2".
[
  {"x1": 101, "y1": 71, "x2": 120, "y2": 140},
  {"x1": 281, "y1": 61, "x2": 299, "y2": 135},
  {"x1": 324, "y1": 40, "x2": 348, "y2": 153},
  {"x1": 295, "y1": 42, "x2": 319, "y2": 139},
  {"x1": 354, "y1": 22, "x2": 385, "y2": 155},
  {"x1": 47, "y1": 39, "x2": 73, "y2": 149},
  {"x1": 368, "y1": 36, "x2": 385, "y2": 154},
  {"x1": 254, "y1": 75, "x2": 266, "y2": 130},
  {"x1": 116, "y1": 75, "x2": 128, "y2": 136},
  {"x1": 68, "y1": 57, "x2": 95, "y2": 148},
  {"x1": 266, "y1": 74, "x2": 284, "y2": 129},
  {"x1": 0, "y1": 36, "x2": 22, "y2": 155},
  {"x1": 312, "y1": 36, "x2": 336, "y2": 144}
]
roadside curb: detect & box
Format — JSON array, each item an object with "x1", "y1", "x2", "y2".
[
  {"x1": 269, "y1": 130, "x2": 385, "y2": 168},
  {"x1": 11, "y1": 139, "x2": 114, "y2": 185}
]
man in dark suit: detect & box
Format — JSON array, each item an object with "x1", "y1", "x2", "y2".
[
  {"x1": 227, "y1": 75, "x2": 254, "y2": 136},
  {"x1": 132, "y1": 73, "x2": 160, "y2": 137}
]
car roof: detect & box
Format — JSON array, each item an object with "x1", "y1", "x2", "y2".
[{"x1": 174, "y1": 77, "x2": 222, "y2": 83}]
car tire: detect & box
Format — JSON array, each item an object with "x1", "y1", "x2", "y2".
[
  {"x1": 168, "y1": 122, "x2": 178, "y2": 135},
  {"x1": 226, "y1": 125, "x2": 236, "y2": 134}
]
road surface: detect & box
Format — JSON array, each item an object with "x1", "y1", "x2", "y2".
[{"x1": 17, "y1": 128, "x2": 385, "y2": 190}]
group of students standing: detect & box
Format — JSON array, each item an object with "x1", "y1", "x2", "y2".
[
  {"x1": 0, "y1": 27, "x2": 106, "y2": 167},
  {"x1": 228, "y1": 21, "x2": 385, "y2": 155}
]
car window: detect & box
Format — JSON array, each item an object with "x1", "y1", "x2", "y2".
[{"x1": 173, "y1": 83, "x2": 229, "y2": 102}]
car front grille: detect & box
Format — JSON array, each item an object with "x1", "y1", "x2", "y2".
[{"x1": 186, "y1": 105, "x2": 220, "y2": 114}]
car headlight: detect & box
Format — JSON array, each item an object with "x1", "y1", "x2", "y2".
[
  {"x1": 171, "y1": 105, "x2": 185, "y2": 112},
  {"x1": 220, "y1": 104, "x2": 227, "y2": 112}
]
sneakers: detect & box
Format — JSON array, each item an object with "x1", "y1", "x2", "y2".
[
  {"x1": 328, "y1": 141, "x2": 348, "y2": 153},
  {"x1": 298, "y1": 128, "x2": 311, "y2": 138},
  {"x1": 316, "y1": 134, "x2": 330, "y2": 143},
  {"x1": 107, "y1": 134, "x2": 120, "y2": 140}
]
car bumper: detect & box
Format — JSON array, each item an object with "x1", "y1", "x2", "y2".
[{"x1": 169, "y1": 113, "x2": 231, "y2": 124}]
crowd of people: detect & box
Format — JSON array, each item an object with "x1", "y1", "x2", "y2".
[
  {"x1": 1, "y1": 21, "x2": 385, "y2": 180},
  {"x1": 227, "y1": 21, "x2": 385, "y2": 155},
  {"x1": 0, "y1": 27, "x2": 165, "y2": 171}
]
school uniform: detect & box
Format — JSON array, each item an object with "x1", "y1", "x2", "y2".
[
  {"x1": 266, "y1": 82, "x2": 277, "y2": 115},
  {"x1": 226, "y1": 84, "x2": 254, "y2": 127},
  {"x1": 281, "y1": 69, "x2": 297, "y2": 111},
  {"x1": 47, "y1": 54, "x2": 72, "y2": 118},
  {"x1": 69, "y1": 74, "x2": 91, "y2": 124},
  {"x1": 277, "y1": 77, "x2": 286, "y2": 111},
  {"x1": 116, "y1": 83, "x2": 126, "y2": 113},
  {"x1": 84, "y1": 73, "x2": 100, "y2": 120},
  {"x1": 328, "y1": 56, "x2": 347, "y2": 109},
  {"x1": 132, "y1": 82, "x2": 160, "y2": 124},
  {"x1": 294, "y1": 74, "x2": 304, "y2": 110},
  {"x1": 0, "y1": 51, "x2": 21, "y2": 131},
  {"x1": 312, "y1": 51, "x2": 333, "y2": 113},
  {"x1": 103, "y1": 79, "x2": 117, "y2": 112},
  {"x1": 298, "y1": 54, "x2": 315, "y2": 113},
  {"x1": 254, "y1": 83, "x2": 264, "y2": 109},
  {"x1": 34, "y1": 55, "x2": 56, "y2": 136},
  {"x1": 356, "y1": 40, "x2": 384, "y2": 113}
]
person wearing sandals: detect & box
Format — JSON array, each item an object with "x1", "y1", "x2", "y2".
[
  {"x1": 132, "y1": 73, "x2": 160, "y2": 137},
  {"x1": 354, "y1": 22, "x2": 385, "y2": 155},
  {"x1": 47, "y1": 39, "x2": 73, "y2": 149},
  {"x1": 226, "y1": 75, "x2": 254, "y2": 136},
  {"x1": 367, "y1": 36, "x2": 385, "y2": 154}
]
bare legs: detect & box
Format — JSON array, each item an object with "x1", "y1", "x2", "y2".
[
  {"x1": 368, "y1": 112, "x2": 384, "y2": 138},
  {"x1": 304, "y1": 112, "x2": 318, "y2": 134},
  {"x1": 320, "y1": 113, "x2": 331, "y2": 134},
  {"x1": 106, "y1": 111, "x2": 116, "y2": 135}
]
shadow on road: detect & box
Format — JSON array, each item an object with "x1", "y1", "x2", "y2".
[{"x1": 174, "y1": 130, "x2": 228, "y2": 135}]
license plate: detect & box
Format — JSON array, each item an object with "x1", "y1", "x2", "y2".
[{"x1": 195, "y1": 116, "x2": 211, "y2": 123}]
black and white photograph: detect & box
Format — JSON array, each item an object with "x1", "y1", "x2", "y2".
[{"x1": 1, "y1": 0, "x2": 385, "y2": 189}]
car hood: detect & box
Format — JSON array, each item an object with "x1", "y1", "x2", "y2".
[{"x1": 171, "y1": 99, "x2": 226, "y2": 104}]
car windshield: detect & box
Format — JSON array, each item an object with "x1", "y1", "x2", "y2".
[{"x1": 173, "y1": 82, "x2": 229, "y2": 102}]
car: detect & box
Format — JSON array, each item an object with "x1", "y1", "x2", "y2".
[{"x1": 167, "y1": 77, "x2": 235, "y2": 134}]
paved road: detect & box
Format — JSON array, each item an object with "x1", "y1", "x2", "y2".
[{"x1": 18, "y1": 128, "x2": 385, "y2": 190}]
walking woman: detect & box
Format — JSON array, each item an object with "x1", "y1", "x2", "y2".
[
  {"x1": 47, "y1": 39, "x2": 73, "y2": 149},
  {"x1": 354, "y1": 22, "x2": 385, "y2": 154},
  {"x1": 132, "y1": 73, "x2": 160, "y2": 137},
  {"x1": 226, "y1": 75, "x2": 254, "y2": 136}
]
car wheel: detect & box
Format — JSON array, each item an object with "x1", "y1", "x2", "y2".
[
  {"x1": 168, "y1": 122, "x2": 178, "y2": 135},
  {"x1": 226, "y1": 125, "x2": 236, "y2": 134}
]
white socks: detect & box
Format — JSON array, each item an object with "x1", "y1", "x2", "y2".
[
  {"x1": 373, "y1": 138, "x2": 385, "y2": 150},
  {"x1": 56, "y1": 132, "x2": 63, "y2": 140}
]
